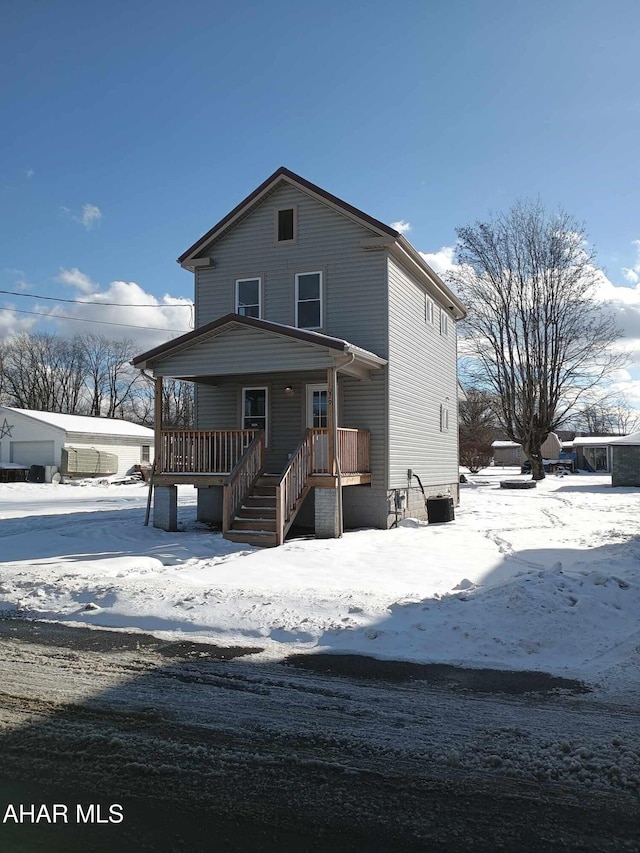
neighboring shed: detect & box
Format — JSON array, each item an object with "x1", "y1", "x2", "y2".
[
  {"x1": 491, "y1": 440, "x2": 524, "y2": 466},
  {"x1": 608, "y1": 432, "x2": 640, "y2": 486},
  {"x1": 0, "y1": 407, "x2": 154, "y2": 478}
]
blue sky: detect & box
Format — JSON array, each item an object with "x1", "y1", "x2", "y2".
[{"x1": 2, "y1": 0, "x2": 640, "y2": 399}]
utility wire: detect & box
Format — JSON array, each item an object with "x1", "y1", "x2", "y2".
[
  {"x1": 1, "y1": 306, "x2": 190, "y2": 333},
  {"x1": 0, "y1": 288, "x2": 192, "y2": 308}
]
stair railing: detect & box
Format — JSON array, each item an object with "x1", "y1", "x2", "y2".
[
  {"x1": 222, "y1": 431, "x2": 265, "y2": 535},
  {"x1": 275, "y1": 429, "x2": 313, "y2": 545}
]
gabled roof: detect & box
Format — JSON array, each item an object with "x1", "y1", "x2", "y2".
[
  {"x1": 178, "y1": 166, "x2": 398, "y2": 265},
  {"x1": 177, "y1": 166, "x2": 467, "y2": 319},
  {"x1": 132, "y1": 312, "x2": 387, "y2": 371},
  {"x1": 2, "y1": 407, "x2": 154, "y2": 438}
]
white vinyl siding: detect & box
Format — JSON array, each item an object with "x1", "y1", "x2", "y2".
[
  {"x1": 194, "y1": 182, "x2": 388, "y2": 357},
  {"x1": 387, "y1": 255, "x2": 458, "y2": 490}
]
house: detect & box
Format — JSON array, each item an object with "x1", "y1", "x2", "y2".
[
  {"x1": 607, "y1": 432, "x2": 640, "y2": 486},
  {"x1": 132, "y1": 167, "x2": 467, "y2": 545},
  {"x1": 0, "y1": 406, "x2": 154, "y2": 478},
  {"x1": 566, "y1": 436, "x2": 615, "y2": 472},
  {"x1": 491, "y1": 433, "x2": 562, "y2": 467}
]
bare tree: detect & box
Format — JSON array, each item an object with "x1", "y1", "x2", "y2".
[
  {"x1": 451, "y1": 200, "x2": 624, "y2": 480},
  {"x1": 458, "y1": 387, "x2": 498, "y2": 473},
  {"x1": 124, "y1": 373, "x2": 195, "y2": 428},
  {"x1": 78, "y1": 334, "x2": 140, "y2": 418},
  {"x1": 572, "y1": 394, "x2": 640, "y2": 436}
]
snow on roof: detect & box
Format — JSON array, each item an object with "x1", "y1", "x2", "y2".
[
  {"x1": 572, "y1": 436, "x2": 621, "y2": 447},
  {"x1": 607, "y1": 432, "x2": 640, "y2": 446},
  {"x1": 4, "y1": 407, "x2": 154, "y2": 438},
  {"x1": 491, "y1": 440, "x2": 521, "y2": 448}
]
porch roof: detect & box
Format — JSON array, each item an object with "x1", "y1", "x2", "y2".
[{"x1": 132, "y1": 313, "x2": 386, "y2": 380}]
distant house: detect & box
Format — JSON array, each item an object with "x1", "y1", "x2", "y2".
[
  {"x1": 492, "y1": 433, "x2": 562, "y2": 467},
  {"x1": 133, "y1": 166, "x2": 467, "y2": 545},
  {"x1": 565, "y1": 436, "x2": 616, "y2": 473},
  {"x1": 607, "y1": 433, "x2": 640, "y2": 486},
  {"x1": 0, "y1": 407, "x2": 154, "y2": 478}
]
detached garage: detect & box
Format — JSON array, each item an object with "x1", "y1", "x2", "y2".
[
  {"x1": 608, "y1": 432, "x2": 640, "y2": 487},
  {"x1": 0, "y1": 407, "x2": 154, "y2": 478}
]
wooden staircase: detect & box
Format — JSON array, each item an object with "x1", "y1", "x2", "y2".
[{"x1": 224, "y1": 474, "x2": 280, "y2": 547}]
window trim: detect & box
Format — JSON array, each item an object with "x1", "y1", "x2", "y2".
[
  {"x1": 275, "y1": 206, "x2": 297, "y2": 244},
  {"x1": 294, "y1": 270, "x2": 323, "y2": 330},
  {"x1": 141, "y1": 445, "x2": 150, "y2": 463},
  {"x1": 425, "y1": 295, "x2": 434, "y2": 325},
  {"x1": 440, "y1": 403, "x2": 450, "y2": 432},
  {"x1": 440, "y1": 308, "x2": 449, "y2": 337},
  {"x1": 241, "y1": 385, "x2": 269, "y2": 447},
  {"x1": 234, "y1": 276, "x2": 263, "y2": 319}
]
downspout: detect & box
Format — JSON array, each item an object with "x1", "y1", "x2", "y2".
[{"x1": 334, "y1": 353, "x2": 356, "y2": 537}]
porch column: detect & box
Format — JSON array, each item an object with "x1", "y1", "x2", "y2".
[
  {"x1": 326, "y1": 367, "x2": 337, "y2": 476},
  {"x1": 154, "y1": 376, "x2": 163, "y2": 473},
  {"x1": 315, "y1": 487, "x2": 340, "y2": 538}
]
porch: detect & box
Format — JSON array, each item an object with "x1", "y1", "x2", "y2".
[{"x1": 133, "y1": 313, "x2": 385, "y2": 544}]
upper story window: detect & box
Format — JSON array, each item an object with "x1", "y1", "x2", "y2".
[
  {"x1": 425, "y1": 295, "x2": 434, "y2": 325},
  {"x1": 235, "y1": 277, "x2": 262, "y2": 318},
  {"x1": 440, "y1": 308, "x2": 449, "y2": 337},
  {"x1": 295, "y1": 271, "x2": 323, "y2": 330},
  {"x1": 276, "y1": 207, "x2": 296, "y2": 243}
]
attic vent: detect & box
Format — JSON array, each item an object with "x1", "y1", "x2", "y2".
[{"x1": 62, "y1": 447, "x2": 118, "y2": 476}]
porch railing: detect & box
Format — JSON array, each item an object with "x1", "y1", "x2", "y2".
[
  {"x1": 310, "y1": 428, "x2": 371, "y2": 474},
  {"x1": 222, "y1": 431, "x2": 265, "y2": 534},
  {"x1": 275, "y1": 429, "x2": 313, "y2": 545},
  {"x1": 159, "y1": 429, "x2": 257, "y2": 474}
]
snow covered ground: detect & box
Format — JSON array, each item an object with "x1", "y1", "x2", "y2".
[{"x1": 0, "y1": 468, "x2": 638, "y2": 702}]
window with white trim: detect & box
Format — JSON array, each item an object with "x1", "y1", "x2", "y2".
[
  {"x1": 141, "y1": 445, "x2": 150, "y2": 463},
  {"x1": 440, "y1": 309, "x2": 449, "y2": 336},
  {"x1": 440, "y1": 404, "x2": 450, "y2": 432},
  {"x1": 425, "y1": 295, "x2": 434, "y2": 325},
  {"x1": 235, "y1": 277, "x2": 262, "y2": 318},
  {"x1": 295, "y1": 271, "x2": 323, "y2": 330},
  {"x1": 276, "y1": 207, "x2": 296, "y2": 243}
]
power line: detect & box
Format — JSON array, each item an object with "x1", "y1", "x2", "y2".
[
  {"x1": 0, "y1": 288, "x2": 192, "y2": 308},
  {"x1": 1, "y1": 306, "x2": 190, "y2": 333}
]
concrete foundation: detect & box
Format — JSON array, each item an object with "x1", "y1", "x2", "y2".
[
  {"x1": 197, "y1": 485, "x2": 224, "y2": 525},
  {"x1": 314, "y1": 487, "x2": 340, "y2": 538},
  {"x1": 154, "y1": 485, "x2": 177, "y2": 531}
]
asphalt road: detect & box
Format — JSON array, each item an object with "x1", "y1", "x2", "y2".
[{"x1": 0, "y1": 618, "x2": 638, "y2": 852}]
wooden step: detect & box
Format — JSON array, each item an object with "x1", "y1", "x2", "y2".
[
  {"x1": 237, "y1": 506, "x2": 276, "y2": 519},
  {"x1": 251, "y1": 486, "x2": 277, "y2": 497},
  {"x1": 244, "y1": 495, "x2": 276, "y2": 507},
  {"x1": 255, "y1": 475, "x2": 280, "y2": 487},
  {"x1": 232, "y1": 517, "x2": 277, "y2": 532},
  {"x1": 224, "y1": 530, "x2": 278, "y2": 547}
]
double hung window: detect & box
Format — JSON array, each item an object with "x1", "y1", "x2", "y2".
[
  {"x1": 295, "y1": 271, "x2": 322, "y2": 330},
  {"x1": 235, "y1": 278, "x2": 262, "y2": 318}
]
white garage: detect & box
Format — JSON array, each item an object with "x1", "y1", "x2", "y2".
[{"x1": 0, "y1": 407, "x2": 154, "y2": 478}]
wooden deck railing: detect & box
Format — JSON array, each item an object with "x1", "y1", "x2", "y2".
[
  {"x1": 275, "y1": 429, "x2": 313, "y2": 545},
  {"x1": 159, "y1": 429, "x2": 257, "y2": 474},
  {"x1": 222, "y1": 432, "x2": 265, "y2": 534},
  {"x1": 310, "y1": 428, "x2": 371, "y2": 474}
]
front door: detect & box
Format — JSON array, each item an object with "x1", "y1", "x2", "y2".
[
  {"x1": 306, "y1": 383, "x2": 328, "y2": 471},
  {"x1": 242, "y1": 386, "x2": 268, "y2": 446}
]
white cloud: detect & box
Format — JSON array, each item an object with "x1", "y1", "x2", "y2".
[
  {"x1": 45, "y1": 278, "x2": 193, "y2": 349},
  {"x1": 56, "y1": 267, "x2": 97, "y2": 294},
  {"x1": 78, "y1": 203, "x2": 102, "y2": 230},
  {"x1": 390, "y1": 220, "x2": 412, "y2": 234},
  {"x1": 61, "y1": 203, "x2": 103, "y2": 230},
  {"x1": 0, "y1": 307, "x2": 37, "y2": 338},
  {"x1": 622, "y1": 239, "x2": 640, "y2": 284},
  {"x1": 419, "y1": 245, "x2": 457, "y2": 276},
  {"x1": 25, "y1": 168, "x2": 35, "y2": 180}
]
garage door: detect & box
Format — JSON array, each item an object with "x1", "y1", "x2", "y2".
[{"x1": 10, "y1": 441, "x2": 56, "y2": 467}]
